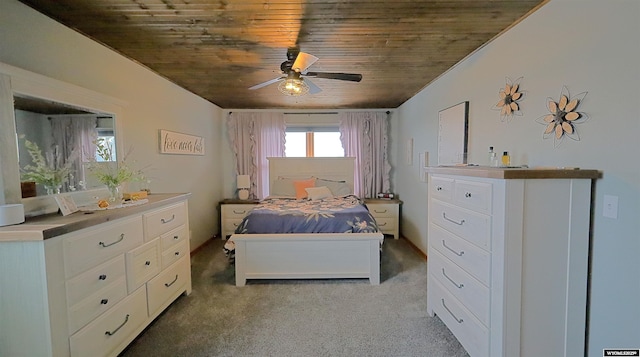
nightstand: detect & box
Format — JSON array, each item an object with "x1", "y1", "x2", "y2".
[
  {"x1": 364, "y1": 198, "x2": 402, "y2": 239},
  {"x1": 219, "y1": 199, "x2": 259, "y2": 239}
]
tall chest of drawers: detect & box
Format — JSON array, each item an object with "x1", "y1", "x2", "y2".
[
  {"x1": 0, "y1": 194, "x2": 192, "y2": 357},
  {"x1": 426, "y1": 167, "x2": 600, "y2": 357}
]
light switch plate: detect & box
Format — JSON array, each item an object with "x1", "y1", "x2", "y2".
[{"x1": 603, "y1": 194, "x2": 618, "y2": 219}]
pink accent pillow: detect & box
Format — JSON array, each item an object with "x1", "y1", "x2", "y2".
[{"x1": 293, "y1": 178, "x2": 316, "y2": 199}]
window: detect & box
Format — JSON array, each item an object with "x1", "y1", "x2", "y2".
[
  {"x1": 285, "y1": 129, "x2": 344, "y2": 157},
  {"x1": 95, "y1": 128, "x2": 116, "y2": 162}
]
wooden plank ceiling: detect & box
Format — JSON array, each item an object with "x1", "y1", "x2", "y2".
[{"x1": 18, "y1": 0, "x2": 547, "y2": 109}]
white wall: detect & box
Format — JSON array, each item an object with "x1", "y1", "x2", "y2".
[
  {"x1": 395, "y1": 0, "x2": 640, "y2": 354},
  {"x1": 0, "y1": 0, "x2": 224, "y2": 250}
]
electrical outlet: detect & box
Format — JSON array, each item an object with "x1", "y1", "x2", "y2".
[{"x1": 603, "y1": 195, "x2": 618, "y2": 219}]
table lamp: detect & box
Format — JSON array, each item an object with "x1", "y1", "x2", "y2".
[{"x1": 237, "y1": 175, "x2": 250, "y2": 200}]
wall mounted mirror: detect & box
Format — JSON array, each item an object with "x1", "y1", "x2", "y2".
[
  {"x1": 14, "y1": 94, "x2": 116, "y2": 197},
  {"x1": 0, "y1": 62, "x2": 125, "y2": 216}
]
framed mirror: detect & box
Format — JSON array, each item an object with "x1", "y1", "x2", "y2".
[
  {"x1": 437, "y1": 101, "x2": 469, "y2": 166},
  {"x1": 0, "y1": 62, "x2": 125, "y2": 216},
  {"x1": 14, "y1": 94, "x2": 116, "y2": 196}
]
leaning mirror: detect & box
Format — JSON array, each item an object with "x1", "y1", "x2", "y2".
[{"x1": 14, "y1": 94, "x2": 117, "y2": 197}]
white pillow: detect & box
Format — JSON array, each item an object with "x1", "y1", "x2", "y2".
[
  {"x1": 305, "y1": 186, "x2": 334, "y2": 201},
  {"x1": 316, "y1": 178, "x2": 351, "y2": 196}
]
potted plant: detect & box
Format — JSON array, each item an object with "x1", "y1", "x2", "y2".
[
  {"x1": 20, "y1": 139, "x2": 77, "y2": 195},
  {"x1": 85, "y1": 138, "x2": 146, "y2": 202}
]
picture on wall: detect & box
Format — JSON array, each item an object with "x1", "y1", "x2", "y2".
[
  {"x1": 437, "y1": 101, "x2": 469, "y2": 165},
  {"x1": 159, "y1": 129, "x2": 205, "y2": 155}
]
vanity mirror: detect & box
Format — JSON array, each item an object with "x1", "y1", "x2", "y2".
[{"x1": 0, "y1": 62, "x2": 125, "y2": 215}]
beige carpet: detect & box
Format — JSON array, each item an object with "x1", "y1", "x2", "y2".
[{"x1": 119, "y1": 237, "x2": 469, "y2": 357}]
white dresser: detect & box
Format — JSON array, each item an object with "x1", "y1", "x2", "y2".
[
  {"x1": 0, "y1": 193, "x2": 191, "y2": 357},
  {"x1": 426, "y1": 167, "x2": 600, "y2": 357}
]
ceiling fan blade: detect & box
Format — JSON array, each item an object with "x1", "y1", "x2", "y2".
[
  {"x1": 248, "y1": 76, "x2": 283, "y2": 90},
  {"x1": 292, "y1": 52, "x2": 319, "y2": 73},
  {"x1": 305, "y1": 78, "x2": 322, "y2": 95},
  {"x1": 304, "y1": 72, "x2": 362, "y2": 82}
]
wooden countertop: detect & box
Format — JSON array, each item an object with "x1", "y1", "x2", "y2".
[
  {"x1": 426, "y1": 166, "x2": 602, "y2": 180},
  {"x1": 0, "y1": 193, "x2": 190, "y2": 242}
]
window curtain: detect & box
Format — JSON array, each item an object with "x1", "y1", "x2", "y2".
[
  {"x1": 339, "y1": 112, "x2": 391, "y2": 198},
  {"x1": 227, "y1": 112, "x2": 285, "y2": 199}
]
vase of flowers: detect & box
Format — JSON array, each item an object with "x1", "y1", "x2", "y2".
[
  {"x1": 86, "y1": 138, "x2": 145, "y2": 202},
  {"x1": 20, "y1": 139, "x2": 77, "y2": 195}
]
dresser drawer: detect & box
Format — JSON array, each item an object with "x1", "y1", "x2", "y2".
[
  {"x1": 67, "y1": 276, "x2": 128, "y2": 335},
  {"x1": 222, "y1": 204, "x2": 254, "y2": 219},
  {"x1": 454, "y1": 180, "x2": 492, "y2": 214},
  {"x1": 367, "y1": 203, "x2": 397, "y2": 218},
  {"x1": 162, "y1": 239, "x2": 189, "y2": 269},
  {"x1": 66, "y1": 255, "x2": 126, "y2": 307},
  {"x1": 430, "y1": 176, "x2": 454, "y2": 201},
  {"x1": 147, "y1": 256, "x2": 190, "y2": 316},
  {"x1": 223, "y1": 218, "x2": 244, "y2": 235},
  {"x1": 64, "y1": 216, "x2": 144, "y2": 278},
  {"x1": 160, "y1": 224, "x2": 188, "y2": 251},
  {"x1": 125, "y1": 239, "x2": 161, "y2": 293},
  {"x1": 430, "y1": 200, "x2": 491, "y2": 250},
  {"x1": 374, "y1": 217, "x2": 396, "y2": 233},
  {"x1": 69, "y1": 287, "x2": 148, "y2": 357},
  {"x1": 431, "y1": 279, "x2": 489, "y2": 357},
  {"x1": 430, "y1": 223, "x2": 490, "y2": 286},
  {"x1": 429, "y1": 250, "x2": 490, "y2": 326},
  {"x1": 144, "y1": 202, "x2": 187, "y2": 241}
]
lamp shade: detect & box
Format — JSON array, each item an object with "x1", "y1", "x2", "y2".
[{"x1": 237, "y1": 175, "x2": 250, "y2": 189}]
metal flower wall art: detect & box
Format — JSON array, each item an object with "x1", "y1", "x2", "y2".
[
  {"x1": 536, "y1": 86, "x2": 588, "y2": 146},
  {"x1": 494, "y1": 77, "x2": 524, "y2": 121}
]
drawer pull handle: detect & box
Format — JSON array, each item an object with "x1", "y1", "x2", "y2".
[
  {"x1": 100, "y1": 299, "x2": 109, "y2": 305},
  {"x1": 233, "y1": 210, "x2": 247, "y2": 214},
  {"x1": 378, "y1": 222, "x2": 387, "y2": 226},
  {"x1": 465, "y1": 192, "x2": 472, "y2": 198},
  {"x1": 442, "y1": 268, "x2": 464, "y2": 289},
  {"x1": 442, "y1": 213, "x2": 465, "y2": 226},
  {"x1": 164, "y1": 274, "x2": 179, "y2": 287},
  {"x1": 99, "y1": 233, "x2": 124, "y2": 248},
  {"x1": 105, "y1": 314, "x2": 129, "y2": 336},
  {"x1": 442, "y1": 240, "x2": 464, "y2": 256},
  {"x1": 374, "y1": 209, "x2": 387, "y2": 214},
  {"x1": 441, "y1": 299, "x2": 463, "y2": 324},
  {"x1": 436, "y1": 186, "x2": 443, "y2": 191},
  {"x1": 161, "y1": 214, "x2": 176, "y2": 224},
  {"x1": 99, "y1": 274, "x2": 107, "y2": 280},
  {"x1": 173, "y1": 235, "x2": 179, "y2": 240},
  {"x1": 145, "y1": 261, "x2": 151, "y2": 266},
  {"x1": 174, "y1": 251, "x2": 180, "y2": 256}
]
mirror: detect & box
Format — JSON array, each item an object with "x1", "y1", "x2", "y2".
[
  {"x1": 14, "y1": 94, "x2": 117, "y2": 197},
  {"x1": 0, "y1": 62, "x2": 125, "y2": 215}
]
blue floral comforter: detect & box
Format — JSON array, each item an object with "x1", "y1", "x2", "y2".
[{"x1": 234, "y1": 195, "x2": 379, "y2": 234}]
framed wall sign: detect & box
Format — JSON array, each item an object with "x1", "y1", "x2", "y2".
[
  {"x1": 159, "y1": 129, "x2": 205, "y2": 155},
  {"x1": 437, "y1": 101, "x2": 469, "y2": 165}
]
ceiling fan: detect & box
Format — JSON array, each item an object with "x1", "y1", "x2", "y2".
[{"x1": 248, "y1": 48, "x2": 362, "y2": 96}]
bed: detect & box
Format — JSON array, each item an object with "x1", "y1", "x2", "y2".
[{"x1": 228, "y1": 157, "x2": 384, "y2": 286}]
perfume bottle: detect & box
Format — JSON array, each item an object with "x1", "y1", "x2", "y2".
[
  {"x1": 502, "y1": 151, "x2": 511, "y2": 167},
  {"x1": 488, "y1": 146, "x2": 498, "y2": 167}
]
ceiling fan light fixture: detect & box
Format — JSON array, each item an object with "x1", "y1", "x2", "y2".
[{"x1": 278, "y1": 77, "x2": 309, "y2": 96}]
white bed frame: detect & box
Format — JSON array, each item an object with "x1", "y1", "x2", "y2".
[{"x1": 232, "y1": 157, "x2": 383, "y2": 286}]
